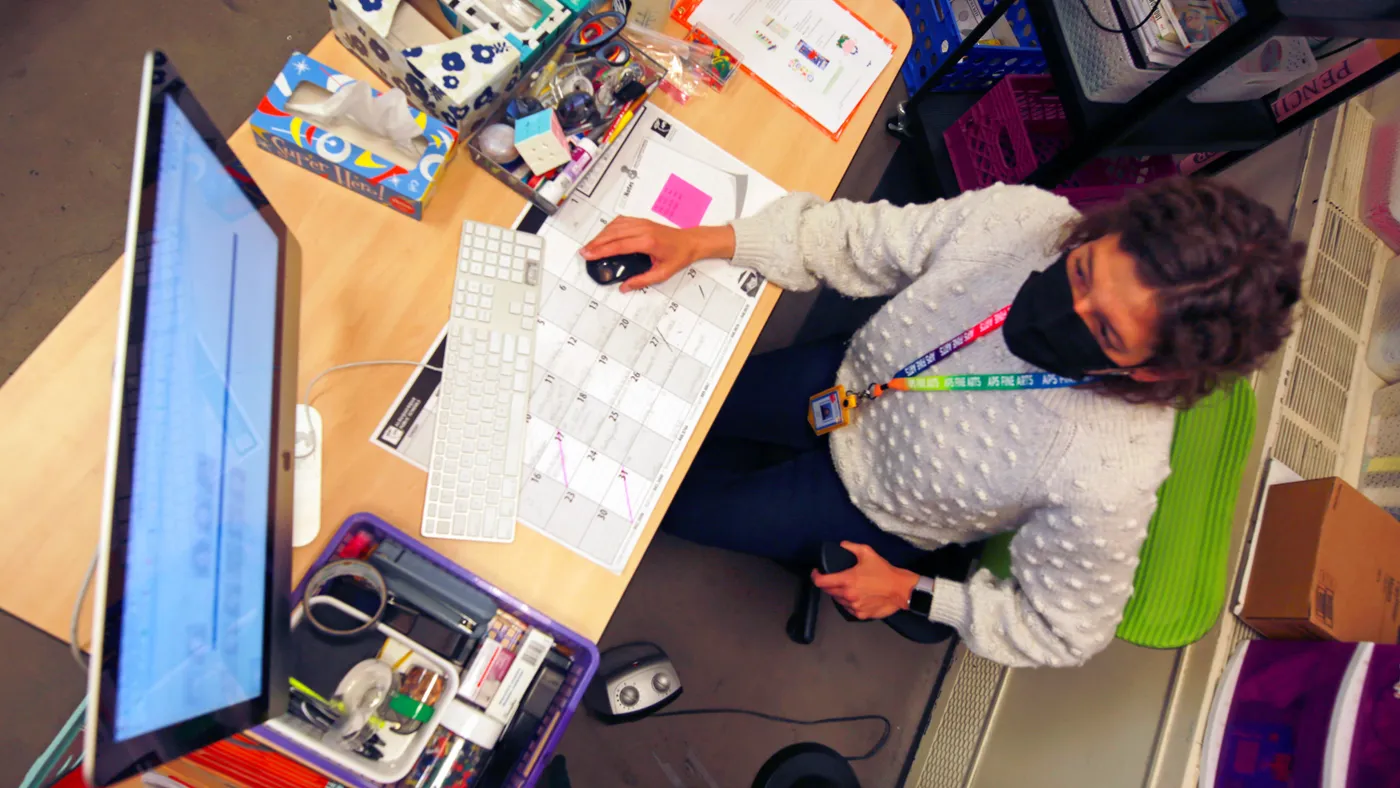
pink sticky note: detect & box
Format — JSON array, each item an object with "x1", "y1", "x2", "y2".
[{"x1": 651, "y1": 174, "x2": 712, "y2": 229}]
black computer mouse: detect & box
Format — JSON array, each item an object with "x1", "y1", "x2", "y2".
[{"x1": 586, "y1": 252, "x2": 653, "y2": 285}]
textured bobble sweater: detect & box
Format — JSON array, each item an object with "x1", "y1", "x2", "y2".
[{"x1": 729, "y1": 184, "x2": 1175, "y2": 668}]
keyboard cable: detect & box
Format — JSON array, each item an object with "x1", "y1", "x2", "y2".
[
  {"x1": 298, "y1": 360, "x2": 444, "y2": 459},
  {"x1": 69, "y1": 359, "x2": 444, "y2": 673}
]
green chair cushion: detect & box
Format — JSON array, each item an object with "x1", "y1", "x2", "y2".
[{"x1": 977, "y1": 378, "x2": 1256, "y2": 649}]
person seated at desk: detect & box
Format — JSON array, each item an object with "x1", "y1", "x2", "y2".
[{"x1": 581, "y1": 177, "x2": 1303, "y2": 668}]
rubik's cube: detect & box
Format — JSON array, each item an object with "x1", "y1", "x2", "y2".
[{"x1": 514, "y1": 109, "x2": 572, "y2": 174}]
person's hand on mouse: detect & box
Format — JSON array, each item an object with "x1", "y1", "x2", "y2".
[
  {"x1": 581, "y1": 217, "x2": 735, "y2": 293},
  {"x1": 810, "y1": 542, "x2": 921, "y2": 620}
]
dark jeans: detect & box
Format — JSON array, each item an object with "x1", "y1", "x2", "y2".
[{"x1": 661, "y1": 338, "x2": 925, "y2": 569}]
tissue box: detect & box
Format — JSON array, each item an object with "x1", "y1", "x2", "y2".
[
  {"x1": 436, "y1": 0, "x2": 580, "y2": 67},
  {"x1": 331, "y1": 0, "x2": 521, "y2": 134},
  {"x1": 249, "y1": 53, "x2": 459, "y2": 220}
]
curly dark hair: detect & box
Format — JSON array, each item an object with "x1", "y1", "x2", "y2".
[{"x1": 1061, "y1": 176, "x2": 1304, "y2": 407}]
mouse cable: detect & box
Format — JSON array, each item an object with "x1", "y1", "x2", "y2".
[
  {"x1": 299, "y1": 360, "x2": 444, "y2": 459},
  {"x1": 651, "y1": 706, "x2": 892, "y2": 761}
]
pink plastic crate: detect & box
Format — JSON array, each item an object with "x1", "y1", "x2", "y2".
[
  {"x1": 943, "y1": 75, "x2": 1175, "y2": 209},
  {"x1": 1363, "y1": 121, "x2": 1400, "y2": 252}
]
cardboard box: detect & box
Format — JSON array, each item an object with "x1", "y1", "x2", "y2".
[
  {"x1": 1241, "y1": 477, "x2": 1400, "y2": 643},
  {"x1": 249, "y1": 53, "x2": 460, "y2": 220},
  {"x1": 331, "y1": 0, "x2": 521, "y2": 133}
]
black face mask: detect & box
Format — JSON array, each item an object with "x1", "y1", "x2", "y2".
[{"x1": 1003, "y1": 256, "x2": 1118, "y2": 380}]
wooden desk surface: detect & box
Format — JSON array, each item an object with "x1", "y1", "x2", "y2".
[{"x1": 0, "y1": 9, "x2": 909, "y2": 646}]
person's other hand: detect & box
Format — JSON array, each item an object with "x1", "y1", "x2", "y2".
[
  {"x1": 580, "y1": 217, "x2": 734, "y2": 293},
  {"x1": 810, "y1": 542, "x2": 921, "y2": 620}
]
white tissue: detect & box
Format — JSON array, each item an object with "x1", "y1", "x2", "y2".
[{"x1": 288, "y1": 80, "x2": 425, "y2": 160}]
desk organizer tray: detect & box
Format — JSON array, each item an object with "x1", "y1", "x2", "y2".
[{"x1": 257, "y1": 512, "x2": 599, "y2": 788}]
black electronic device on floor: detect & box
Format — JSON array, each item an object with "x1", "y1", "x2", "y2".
[
  {"x1": 582, "y1": 641, "x2": 682, "y2": 723},
  {"x1": 752, "y1": 743, "x2": 861, "y2": 788}
]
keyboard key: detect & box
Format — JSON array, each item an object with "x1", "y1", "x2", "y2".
[
  {"x1": 481, "y1": 296, "x2": 493, "y2": 309},
  {"x1": 470, "y1": 263, "x2": 483, "y2": 275},
  {"x1": 524, "y1": 291, "x2": 536, "y2": 305},
  {"x1": 518, "y1": 336, "x2": 531, "y2": 353},
  {"x1": 468, "y1": 281, "x2": 481, "y2": 293},
  {"x1": 503, "y1": 343, "x2": 515, "y2": 363},
  {"x1": 524, "y1": 304, "x2": 536, "y2": 317},
  {"x1": 483, "y1": 283, "x2": 495, "y2": 295},
  {"x1": 500, "y1": 243, "x2": 514, "y2": 256},
  {"x1": 452, "y1": 514, "x2": 467, "y2": 536},
  {"x1": 476, "y1": 328, "x2": 490, "y2": 341},
  {"x1": 509, "y1": 302, "x2": 522, "y2": 315},
  {"x1": 465, "y1": 308, "x2": 477, "y2": 321},
  {"x1": 489, "y1": 332, "x2": 502, "y2": 353},
  {"x1": 468, "y1": 511, "x2": 484, "y2": 536},
  {"x1": 513, "y1": 372, "x2": 528, "y2": 392},
  {"x1": 467, "y1": 294, "x2": 479, "y2": 306},
  {"x1": 488, "y1": 226, "x2": 501, "y2": 239},
  {"x1": 484, "y1": 266, "x2": 497, "y2": 279},
  {"x1": 455, "y1": 291, "x2": 466, "y2": 304},
  {"x1": 516, "y1": 357, "x2": 530, "y2": 372},
  {"x1": 511, "y1": 271, "x2": 524, "y2": 283},
  {"x1": 452, "y1": 305, "x2": 464, "y2": 317},
  {"x1": 522, "y1": 317, "x2": 535, "y2": 330}
]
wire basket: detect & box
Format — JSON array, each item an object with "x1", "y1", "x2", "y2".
[
  {"x1": 943, "y1": 75, "x2": 1176, "y2": 208},
  {"x1": 896, "y1": 0, "x2": 1047, "y2": 94}
]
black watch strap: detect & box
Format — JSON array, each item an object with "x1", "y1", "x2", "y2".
[{"x1": 909, "y1": 576, "x2": 935, "y2": 617}]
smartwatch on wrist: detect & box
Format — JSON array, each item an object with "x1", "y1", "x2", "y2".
[{"x1": 908, "y1": 576, "x2": 935, "y2": 617}]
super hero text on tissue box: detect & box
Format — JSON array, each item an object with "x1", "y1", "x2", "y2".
[
  {"x1": 330, "y1": 0, "x2": 521, "y2": 134},
  {"x1": 250, "y1": 53, "x2": 458, "y2": 220}
]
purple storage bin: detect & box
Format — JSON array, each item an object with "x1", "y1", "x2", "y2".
[
  {"x1": 256, "y1": 512, "x2": 599, "y2": 788},
  {"x1": 1203, "y1": 640, "x2": 1400, "y2": 788}
]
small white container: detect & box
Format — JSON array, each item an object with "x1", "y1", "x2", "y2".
[
  {"x1": 265, "y1": 596, "x2": 461, "y2": 784},
  {"x1": 1366, "y1": 256, "x2": 1400, "y2": 382}
]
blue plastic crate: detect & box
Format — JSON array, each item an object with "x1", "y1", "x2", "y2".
[{"x1": 896, "y1": 0, "x2": 1047, "y2": 94}]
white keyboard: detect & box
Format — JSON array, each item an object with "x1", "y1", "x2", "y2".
[{"x1": 420, "y1": 221, "x2": 544, "y2": 543}]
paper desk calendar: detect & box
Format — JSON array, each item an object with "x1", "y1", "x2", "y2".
[
  {"x1": 374, "y1": 105, "x2": 784, "y2": 572},
  {"x1": 671, "y1": 0, "x2": 895, "y2": 138}
]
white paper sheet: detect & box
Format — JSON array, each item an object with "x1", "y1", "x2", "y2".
[
  {"x1": 373, "y1": 106, "x2": 785, "y2": 573},
  {"x1": 688, "y1": 0, "x2": 894, "y2": 135},
  {"x1": 517, "y1": 105, "x2": 784, "y2": 573}
]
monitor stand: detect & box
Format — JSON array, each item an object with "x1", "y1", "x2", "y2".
[{"x1": 294, "y1": 405, "x2": 323, "y2": 548}]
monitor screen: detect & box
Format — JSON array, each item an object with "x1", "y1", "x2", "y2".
[
  {"x1": 114, "y1": 89, "x2": 280, "y2": 741},
  {"x1": 86, "y1": 51, "x2": 298, "y2": 786}
]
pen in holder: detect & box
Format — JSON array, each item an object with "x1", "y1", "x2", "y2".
[{"x1": 467, "y1": 15, "x2": 666, "y2": 214}]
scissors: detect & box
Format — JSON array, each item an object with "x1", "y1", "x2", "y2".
[{"x1": 565, "y1": 10, "x2": 630, "y2": 66}]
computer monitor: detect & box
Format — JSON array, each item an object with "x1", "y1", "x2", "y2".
[{"x1": 83, "y1": 50, "x2": 301, "y2": 786}]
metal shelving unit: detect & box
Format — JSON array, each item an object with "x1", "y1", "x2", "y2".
[{"x1": 888, "y1": 0, "x2": 1400, "y2": 188}]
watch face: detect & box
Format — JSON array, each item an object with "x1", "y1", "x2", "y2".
[{"x1": 910, "y1": 588, "x2": 934, "y2": 618}]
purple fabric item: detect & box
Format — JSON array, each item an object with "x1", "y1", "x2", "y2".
[
  {"x1": 1347, "y1": 644, "x2": 1400, "y2": 787},
  {"x1": 1217, "y1": 641, "x2": 1358, "y2": 788}
]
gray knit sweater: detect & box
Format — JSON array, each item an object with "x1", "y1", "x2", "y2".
[{"x1": 729, "y1": 184, "x2": 1175, "y2": 667}]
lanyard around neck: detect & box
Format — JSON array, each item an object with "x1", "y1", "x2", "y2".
[
  {"x1": 809, "y1": 307, "x2": 1095, "y2": 435},
  {"x1": 864, "y1": 306, "x2": 1091, "y2": 400}
]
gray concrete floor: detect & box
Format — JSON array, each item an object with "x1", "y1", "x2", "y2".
[{"x1": 0, "y1": 3, "x2": 929, "y2": 785}]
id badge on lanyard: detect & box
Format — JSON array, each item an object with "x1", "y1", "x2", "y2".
[{"x1": 807, "y1": 306, "x2": 1088, "y2": 435}]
